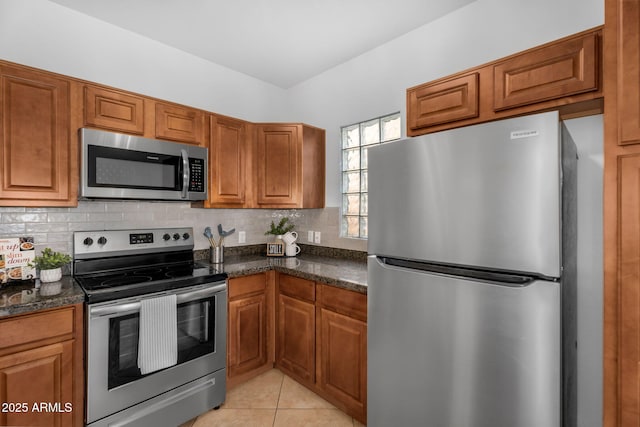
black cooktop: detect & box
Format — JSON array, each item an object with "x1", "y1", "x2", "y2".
[{"x1": 75, "y1": 261, "x2": 226, "y2": 303}]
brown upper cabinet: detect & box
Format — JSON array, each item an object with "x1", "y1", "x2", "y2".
[
  {"x1": 407, "y1": 26, "x2": 603, "y2": 136},
  {"x1": 255, "y1": 124, "x2": 325, "y2": 209},
  {"x1": 493, "y1": 30, "x2": 599, "y2": 111},
  {"x1": 0, "y1": 60, "x2": 326, "y2": 208},
  {"x1": 206, "y1": 114, "x2": 252, "y2": 208},
  {"x1": 407, "y1": 72, "x2": 479, "y2": 130},
  {"x1": 0, "y1": 63, "x2": 76, "y2": 206},
  {"x1": 155, "y1": 102, "x2": 205, "y2": 146},
  {"x1": 84, "y1": 85, "x2": 145, "y2": 134}
]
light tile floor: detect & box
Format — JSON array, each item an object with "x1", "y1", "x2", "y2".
[{"x1": 179, "y1": 369, "x2": 366, "y2": 427}]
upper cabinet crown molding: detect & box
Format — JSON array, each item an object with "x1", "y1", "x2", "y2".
[{"x1": 407, "y1": 26, "x2": 603, "y2": 136}]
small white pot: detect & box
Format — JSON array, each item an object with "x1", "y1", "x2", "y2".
[{"x1": 39, "y1": 267, "x2": 62, "y2": 283}]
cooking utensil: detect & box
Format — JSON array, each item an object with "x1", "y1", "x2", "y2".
[
  {"x1": 204, "y1": 226, "x2": 217, "y2": 247},
  {"x1": 217, "y1": 224, "x2": 235, "y2": 247}
]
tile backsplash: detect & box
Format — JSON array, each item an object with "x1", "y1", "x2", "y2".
[{"x1": 0, "y1": 202, "x2": 367, "y2": 256}]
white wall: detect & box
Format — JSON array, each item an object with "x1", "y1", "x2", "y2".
[
  {"x1": 0, "y1": 0, "x2": 288, "y2": 122},
  {"x1": 286, "y1": 0, "x2": 604, "y2": 206}
]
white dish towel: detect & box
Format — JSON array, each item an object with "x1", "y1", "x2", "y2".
[{"x1": 138, "y1": 294, "x2": 178, "y2": 375}]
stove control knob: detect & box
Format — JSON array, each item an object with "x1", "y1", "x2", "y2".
[
  {"x1": 172, "y1": 233, "x2": 180, "y2": 241},
  {"x1": 182, "y1": 232, "x2": 190, "y2": 240},
  {"x1": 83, "y1": 237, "x2": 94, "y2": 246},
  {"x1": 163, "y1": 233, "x2": 171, "y2": 241},
  {"x1": 97, "y1": 236, "x2": 108, "y2": 245}
]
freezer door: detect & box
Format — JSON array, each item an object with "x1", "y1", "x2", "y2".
[
  {"x1": 367, "y1": 256, "x2": 561, "y2": 427},
  {"x1": 368, "y1": 111, "x2": 564, "y2": 277}
]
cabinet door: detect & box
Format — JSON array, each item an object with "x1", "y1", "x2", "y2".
[
  {"x1": 256, "y1": 124, "x2": 300, "y2": 207},
  {"x1": 616, "y1": 0, "x2": 640, "y2": 145},
  {"x1": 0, "y1": 340, "x2": 74, "y2": 427},
  {"x1": 618, "y1": 154, "x2": 640, "y2": 425},
  {"x1": 155, "y1": 102, "x2": 204, "y2": 145},
  {"x1": 0, "y1": 64, "x2": 74, "y2": 206},
  {"x1": 228, "y1": 293, "x2": 268, "y2": 377},
  {"x1": 407, "y1": 73, "x2": 479, "y2": 131},
  {"x1": 493, "y1": 31, "x2": 599, "y2": 111},
  {"x1": 84, "y1": 85, "x2": 144, "y2": 134},
  {"x1": 277, "y1": 293, "x2": 315, "y2": 384},
  {"x1": 209, "y1": 115, "x2": 248, "y2": 207},
  {"x1": 318, "y1": 308, "x2": 367, "y2": 421}
]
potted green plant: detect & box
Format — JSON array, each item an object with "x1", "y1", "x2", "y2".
[
  {"x1": 31, "y1": 247, "x2": 71, "y2": 283},
  {"x1": 264, "y1": 217, "x2": 295, "y2": 241}
]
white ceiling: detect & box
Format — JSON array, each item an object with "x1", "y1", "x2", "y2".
[{"x1": 50, "y1": 0, "x2": 475, "y2": 88}]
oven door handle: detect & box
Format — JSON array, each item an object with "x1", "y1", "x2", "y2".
[{"x1": 89, "y1": 283, "x2": 226, "y2": 318}]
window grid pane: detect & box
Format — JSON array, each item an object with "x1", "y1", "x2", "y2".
[{"x1": 341, "y1": 112, "x2": 401, "y2": 239}]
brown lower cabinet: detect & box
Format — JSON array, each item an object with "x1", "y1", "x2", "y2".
[
  {"x1": 227, "y1": 272, "x2": 368, "y2": 424},
  {"x1": 227, "y1": 272, "x2": 275, "y2": 389},
  {"x1": 0, "y1": 304, "x2": 84, "y2": 427},
  {"x1": 276, "y1": 274, "x2": 367, "y2": 424}
]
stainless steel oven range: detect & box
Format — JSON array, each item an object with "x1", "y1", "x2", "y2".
[{"x1": 73, "y1": 228, "x2": 227, "y2": 427}]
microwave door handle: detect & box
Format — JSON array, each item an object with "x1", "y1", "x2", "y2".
[{"x1": 180, "y1": 149, "x2": 189, "y2": 199}]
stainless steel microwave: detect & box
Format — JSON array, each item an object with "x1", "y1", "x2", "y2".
[{"x1": 80, "y1": 128, "x2": 207, "y2": 201}]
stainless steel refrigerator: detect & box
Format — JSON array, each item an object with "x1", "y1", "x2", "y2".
[{"x1": 367, "y1": 111, "x2": 577, "y2": 427}]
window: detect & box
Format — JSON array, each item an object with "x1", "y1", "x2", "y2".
[{"x1": 341, "y1": 112, "x2": 401, "y2": 238}]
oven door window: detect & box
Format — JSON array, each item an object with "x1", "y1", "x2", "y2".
[
  {"x1": 108, "y1": 297, "x2": 214, "y2": 389},
  {"x1": 88, "y1": 145, "x2": 182, "y2": 191}
]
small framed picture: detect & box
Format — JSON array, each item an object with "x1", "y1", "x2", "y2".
[{"x1": 266, "y1": 242, "x2": 285, "y2": 257}]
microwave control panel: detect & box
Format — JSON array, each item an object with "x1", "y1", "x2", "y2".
[{"x1": 189, "y1": 158, "x2": 205, "y2": 192}]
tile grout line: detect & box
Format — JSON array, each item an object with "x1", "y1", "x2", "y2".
[{"x1": 273, "y1": 370, "x2": 285, "y2": 426}]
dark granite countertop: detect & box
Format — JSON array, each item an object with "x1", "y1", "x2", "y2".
[
  {"x1": 0, "y1": 246, "x2": 368, "y2": 319},
  {"x1": 0, "y1": 276, "x2": 85, "y2": 319},
  {"x1": 218, "y1": 253, "x2": 368, "y2": 294}
]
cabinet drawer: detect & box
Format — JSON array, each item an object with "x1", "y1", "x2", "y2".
[
  {"x1": 319, "y1": 285, "x2": 367, "y2": 321},
  {"x1": 278, "y1": 274, "x2": 315, "y2": 302},
  {"x1": 0, "y1": 307, "x2": 75, "y2": 350},
  {"x1": 229, "y1": 273, "x2": 267, "y2": 300},
  {"x1": 407, "y1": 72, "x2": 479, "y2": 130},
  {"x1": 493, "y1": 31, "x2": 599, "y2": 110},
  {"x1": 84, "y1": 85, "x2": 145, "y2": 134}
]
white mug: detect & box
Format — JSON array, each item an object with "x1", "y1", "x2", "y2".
[
  {"x1": 285, "y1": 243, "x2": 301, "y2": 257},
  {"x1": 282, "y1": 231, "x2": 298, "y2": 245}
]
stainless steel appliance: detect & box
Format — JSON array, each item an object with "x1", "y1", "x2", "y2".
[
  {"x1": 367, "y1": 111, "x2": 577, "y2": 427},
  {"x1": 73, "y1": 228, "x2": 227, "y2": 427},
  {"x1": 79, "y1": 128, "x2": 207, "y2": 201}
]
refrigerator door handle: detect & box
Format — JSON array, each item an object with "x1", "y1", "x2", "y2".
[{"x1": 377, "y1": 256, "x2": 541, "y2": 287}]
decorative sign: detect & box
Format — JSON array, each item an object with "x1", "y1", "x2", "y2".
[
  {"x1": 266, "y1": 242, "x2": 285, "y2": 257},
  {"x1": 0, "y1": 237, "x2": 36, "y2": 284}
]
